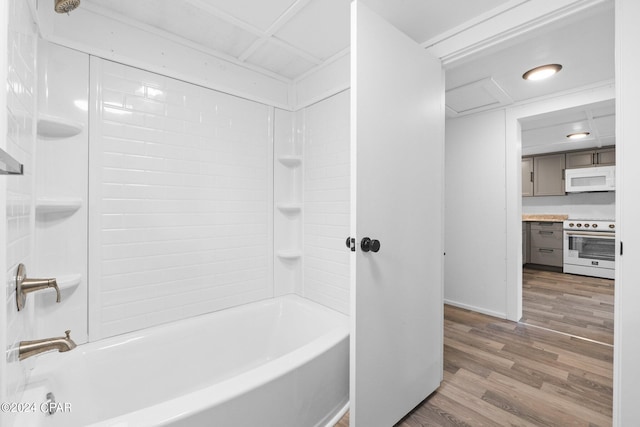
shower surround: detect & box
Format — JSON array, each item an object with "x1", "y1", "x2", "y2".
[
  {"x1": 10, "y1": 33, "x2": 350, "y2": 427},
  {"x1": 5, "y1": 1, "x2": 352, "y2": 425}
]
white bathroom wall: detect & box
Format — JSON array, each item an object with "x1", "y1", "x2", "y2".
[
  {"x1": 302, "y1": 90, "x2": 350, "y2": 314},
  {"x1": 294, "y1": 53, "x2": 350, "y2": 110},
  {"x1": 445, "y1": 109, "x2": 508, "y2": 318},
  {"x1": 2, "y1": 0, "x2": 37, "y2": 425},
  {"x1": 88, "y1": 58, "x2": 274, "y2": 340},
  {"x1": 36, "y1": 3, "x2": 292, "y2": 109},
  {"x1": 34, "y1": 41, "x2": 89, "y2": 344}
]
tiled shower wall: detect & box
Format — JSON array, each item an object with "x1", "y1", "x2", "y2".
[
  {"x1": 302, "y1": 90, "x2": 350, "y2": 314},
  {"x1": 88, "y1": 58, "x2": 274, "y2": 340},
  {"x1": 3, "y1": 0, "x2": 36, "y2": 424}
]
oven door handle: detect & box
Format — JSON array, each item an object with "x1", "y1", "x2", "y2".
[{"x1": 565, "y1": 230, "x2": 615, "y2": 239}]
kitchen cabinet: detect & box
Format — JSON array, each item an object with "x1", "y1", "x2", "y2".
[
  {"x1": 533, "y1": 153, "x2": 565, "y2": 196},
  {"x1": 528, "y1": 222, "x2": 563, "y2": 267},
  {"x1": 522, "y1": 157, "x2": 534, "y2": 197},
  {"x1": 566, "y1": 147, "x2": 615, "y2": 168}
]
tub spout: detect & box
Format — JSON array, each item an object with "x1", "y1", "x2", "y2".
[{"x1": 19, "y1": 330, "x2": 76, "y2": 361}]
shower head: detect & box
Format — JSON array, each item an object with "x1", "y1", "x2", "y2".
[{"x1": 54, "y1": 0, "x2": 80, "y2": 14}]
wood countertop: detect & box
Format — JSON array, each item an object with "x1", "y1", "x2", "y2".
[{"x1": 522, "y1": 214, "x2": 568, "y2": 222}]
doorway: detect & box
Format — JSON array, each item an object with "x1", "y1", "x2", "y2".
[{"x1": 519, "y1": 100, "x2": 616, "y2": 345}]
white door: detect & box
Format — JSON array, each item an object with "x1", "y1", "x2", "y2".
[{"x1": 349, "y1": 2, "x2": 444, "y2": 426}]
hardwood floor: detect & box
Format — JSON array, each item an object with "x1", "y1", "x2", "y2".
[
  {"x1": 521, "y1": 267, "x2": 614, "y2": 345},
  {"x1": 335, "y1": 304, "x2": 612, "y2": 426}
]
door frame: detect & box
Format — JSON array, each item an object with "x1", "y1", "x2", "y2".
[{"x1": 506, "y1": 83, "x2": 615, "y2": 322}]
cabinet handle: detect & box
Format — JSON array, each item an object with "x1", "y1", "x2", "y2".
[
  {"x1": 539, "y1": 248, "x2": 554, "y2": 253},
  {"x1": 562, "y1": 168, "x2": 565, "y2": 181},
  {"x1": 596, "y1": 152, "x2": 600, "y2": 164},
  {"x1": 538, "y1": 231, "x2": 554, "y2": 235},
  {"x1": 530, "y1": 171, "x2": 534, "y2": 183},
  {"x1": 592, "y1": 153, "x2": 596, "y2": 165}
]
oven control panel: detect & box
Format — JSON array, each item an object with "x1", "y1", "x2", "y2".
[{"x1": 563, "y1": 220, "x2": 615, "y2": 231}]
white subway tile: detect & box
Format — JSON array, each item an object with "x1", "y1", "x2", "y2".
[
  {"x1": 90, "y1": 59, "x2": 273, "y2": 339},
  {"x1": 303, "y1": 91, "x2": 350, "y2": 315}
]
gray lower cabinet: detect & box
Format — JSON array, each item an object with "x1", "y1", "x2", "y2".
[{"x1": 528, "y1": 222, "x2": 563, "y2": 267}]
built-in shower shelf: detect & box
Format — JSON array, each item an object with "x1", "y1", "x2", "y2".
[
  {"x1": 277, "y1": 250, "x2": 302, "y2": 260},
  {"x1": 277, "y1": 155, "x2": 302, "y2": 168},
  {"x1": 276, "y1": 203, "x2": 302, "y2": 214},
  {"x1": 37, "y1": 114, "x2": 83, "y2": 138},
  {"x1": 35, "y1": 197, "x2": 83, "y2": 215}
]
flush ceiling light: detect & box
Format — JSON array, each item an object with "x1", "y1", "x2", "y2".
[
  {"x1": 522, "y1": 64, "x2": 563, "y2": 81},
  {"x1": 566, "y1": 132, "x2": 591, "y2": 140}
]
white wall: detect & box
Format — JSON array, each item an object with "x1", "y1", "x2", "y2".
[
  {"x1": 445, "y1": 83, "x2": 616, "y2": 320},
  {"x1": 2, "y1": 0, "x2": 37, "y2": 425},
  {"x1": 88, "y1": 58, "x2": 274, "y2": 340},
  {"x1": 302, "y1": 90, "x2": 350, "y2": 314},
  {"x1": 36, "y1": 2, "x2": 291, "y2": 109},
  {"x1": 614, "y1": 0, "x2": 640, "y2": 424},
  {"x1": 445, "y1": 109, "x2": 508, "y2": 318},
  {"x1": 294, "y1": 53, "x2": 350, "y2": 110},
  {"x1": 522, "y1": 192, "x2": 615, "y2": 220}
]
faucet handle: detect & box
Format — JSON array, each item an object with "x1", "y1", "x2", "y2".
[
  {"x1": 51, "y1": 280, "x2": 61, "y2": 303},
  {"x1": 15, "y1": 264, "x2": 61, "y2": 311}
]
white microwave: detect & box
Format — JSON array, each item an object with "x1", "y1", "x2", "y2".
[{"x1": 565, "y1": 165, "x2": 615, "y2": 193}]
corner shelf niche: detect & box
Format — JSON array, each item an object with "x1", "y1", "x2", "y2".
[
  {"x1": 37, "y1": 114, "x2": 83, "y2": 139},
  {"x1": 278, "y1": 155, "x2": 302, "y2": 168},
  {"x1": 35, "y1": 197, "x2": 82, "y2": 215},
  {"x1": 276, "y1": 203, "x2": 302, "y2": 214},
  {"x1": 277, "y1": 250, "x2": 302, "y2": 260}
]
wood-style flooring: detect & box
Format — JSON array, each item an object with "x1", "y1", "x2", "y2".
[
  {"x1": 521, "y1": 267, "x2": 614, "y2": 345},
  {"x1": 335, "y1": 304, "x2": 613, "y2": 426}
]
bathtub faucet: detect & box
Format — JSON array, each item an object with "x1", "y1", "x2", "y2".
[
  {"x1": 15, "y1": 263, "x2": 61, "y2": 311},
  {"x1": 18, "y1": 330, "x2": 77, "y2": 361}
]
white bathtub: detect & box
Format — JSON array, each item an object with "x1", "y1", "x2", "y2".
[{"x1": 18, "y1": 295, "x2": 349, "y2": 427}]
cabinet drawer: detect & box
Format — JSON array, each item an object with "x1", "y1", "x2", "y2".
[
  {"x1": 530, "y1": 247, "x2": 563, "y2": 267},
  {"x1": 530, "y1": 229, "x2": 563, "y2": 249},
  {"x1": 530, "y1": 221, "x2": 562, "y2": 231}
]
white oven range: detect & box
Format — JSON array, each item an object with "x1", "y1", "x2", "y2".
[{"x1": 563, "y1": 219, "x2": 615, "y2": 279}]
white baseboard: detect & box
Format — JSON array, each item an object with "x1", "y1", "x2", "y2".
[{"x1": 444, "y1": 299, "x2": 507, "y2": 320}]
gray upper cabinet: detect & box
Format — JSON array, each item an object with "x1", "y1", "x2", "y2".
[
  {"x1": 566, "y1": 147, "x2": 615, "y2": 168},
  {"x1": 595, "y1": 147, "x2": 615, "y2": 166},
  {"x1": 533, "y1": 153, "x2": 565, "y2": 196},
  {"x1": 522, "y1": 157, "x2": 534, "y2": 197}
]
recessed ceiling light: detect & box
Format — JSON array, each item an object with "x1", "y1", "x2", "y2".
[
  {"x1": 522, "y1": 64, "x2": 563, "y2": 81},
  {"x1": 566, "y1": 132, "x2": 591, "y2": 140}
]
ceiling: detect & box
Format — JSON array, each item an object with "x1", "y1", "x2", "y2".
[
  {"x1": 81, "y1": 0, "x2": 512, "y2": 82},
  {"x1": 443, "y1": 1, "x2": 615, "y2": 153},
  {"x1": 81, "y1": 0, "x2": 615, "y2": 151},
  {"x1": 445, "y1": 2, "x2": 614, "y2": 114},
  {"x1": 520, "y1": 99, "x2": 615, "y2": 156}
]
